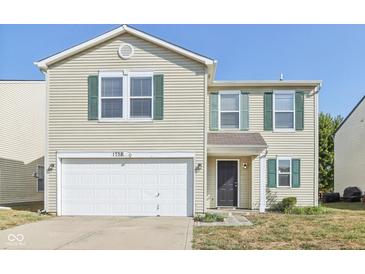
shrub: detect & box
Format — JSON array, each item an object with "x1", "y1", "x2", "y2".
[
  {"x1": 282, "y1": 197, "x2": 297, "y2": 209},
  {"x1": 194, "y1": 212, "x2": 224, "y2": 222},
  {"x1": 285, "y1": 206, "x2": 329, "y2": 215},
  {"x1": 270, "y1": 197, "x2": 297, "y2": 212}
]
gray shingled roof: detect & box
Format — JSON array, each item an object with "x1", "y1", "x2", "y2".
[{"x1": 208, "y1": 132, "x2": 267, "y2": 146}]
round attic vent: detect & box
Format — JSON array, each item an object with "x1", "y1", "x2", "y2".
[{"x1": 118, "y1": 43, "x2": 134, "y2": 59}]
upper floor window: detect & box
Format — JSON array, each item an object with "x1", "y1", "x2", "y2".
[
  {"x1": 101, "y1": 77, "x2": 123, "y2": 118},
  {"x1": 274, "y1": 91, "x2": 295, "y2": 130},
  {"x1": 99, "y1": 72, "x2": 153, "y2": 120},
  {"x1": 130, "y1": 77, "x2": 153, "y2": 118},
  {"x1": 220, "y1": 92, "x2": 240, "y2": 129}
]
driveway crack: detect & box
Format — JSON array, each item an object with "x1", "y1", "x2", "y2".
[{"x1": 54, "y1": 219, "x2": 124, "y2": 250}]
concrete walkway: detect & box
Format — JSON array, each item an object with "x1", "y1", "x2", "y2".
[{"x1": 0, "y1": 216, "x2": 193, "y2": 250}]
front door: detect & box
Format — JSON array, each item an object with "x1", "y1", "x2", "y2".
[{"x1": 217, "y1": 160, "x2": 238, "y2": 207}]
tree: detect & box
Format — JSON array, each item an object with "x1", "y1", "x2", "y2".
[{"x1": 319, "y1": 112, "x2": 343, "y2": 192}]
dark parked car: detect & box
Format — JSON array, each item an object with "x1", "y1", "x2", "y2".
[
  {"x1": 322, "y1": 192, "x2": 340, "y2": 203},
  {"x1": 343, "y1": 187, "x2": 363, "y2": 202}
]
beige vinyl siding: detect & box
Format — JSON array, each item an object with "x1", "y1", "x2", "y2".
[
  {"x1": 207, "y1": 156, "x2": 251, "y2": 208},
  {"x1": 46, "y1": 34, "x2": 206, "y2": 213},
  {"x1": 251, "y1": 90, "x2": 316, "y2": 208},
  {"x1": 334, "y1": 99, "x2": 365, "y2": 195},
  {"x1": 207, "y1": 88, "x2": 317, "y2": 208},
  {"x1": 0, "y1": 81, "x2": 45, "y2": 204}
]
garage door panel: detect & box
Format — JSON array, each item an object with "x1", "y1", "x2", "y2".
[{"x1": 61, "y1": 158, "x2": 193, "y2": 216}]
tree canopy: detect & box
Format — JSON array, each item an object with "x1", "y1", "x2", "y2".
[{"x1": 319, "y1": 112, "x2": 343, "y2": 192}]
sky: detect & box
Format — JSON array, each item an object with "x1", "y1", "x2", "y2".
[{"x1": 0, "y1": 24, "x2": 364, "y2": 118}]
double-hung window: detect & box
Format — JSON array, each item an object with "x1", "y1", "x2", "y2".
[
  {"x1": 100, "y1": 74, "x2": 124, "y2": 119},
  {"x1": 219, "y1": 92, "x2": 240, "y2": 129},
  {"x1": 130, "y1": 75, "x2": 153, "y2": 118},
  {"x1": 99, "y1": 72, "x2": 153, "y2": 120},
  {"x1": 274, "y1": 91, "x2": 295, "y2": 130},
  {"x1": 277, "y1": 157, "x2": 291, "y2": 187}
]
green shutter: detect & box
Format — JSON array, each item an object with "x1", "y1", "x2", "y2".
[
  {"x1": 88, "y1": 75, "x2": 98, "y2": 120},
  {"x1": 240, "y1": 92, "x2": 249, "y2": 130},
  {"x1": 210, "y1": 93, "x2": 219, "y2": 131},
  {"x1": 267, "y1": 159, "x2": 277, "y2": 188},
  {"x1": 292, "y1": 159, "x2": 301, "y2": 188},
  {"x1": 295, "y1": 92, "x2": 304, "y2": 130},
  {"x1": 153, "y1": 74, "x2": 164, "y2": 120},
  {"x1": 264, "y1": 92, "x2": 273, "y2": 130}
]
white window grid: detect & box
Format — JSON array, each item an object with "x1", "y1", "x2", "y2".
[
  {"x1": 98, "y1": 71, "x2": 153, "y2": 121},
  {"x1": 273, "y1": 90, "x2": 295, "y2": 131},
  {"x1": 277, "y1": 157, "x2": 292, "y2": 187},
  {"x1": 218, "y1": 91, "x2": 241, "y2": 130}
]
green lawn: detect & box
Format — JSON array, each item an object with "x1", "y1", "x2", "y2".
[
  {"x1": 193, "y1": 202, "x2": 365, "y2": 250},
  {"x1": 0, "y1": 202, "x2": 50, "y2": 230},
  {"x1": 323, "y1": 201, "x2": 365, "y2": 211}
]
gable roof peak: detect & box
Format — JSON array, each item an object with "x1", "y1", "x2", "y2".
[{"x1": 34, "y1": 24, "x2": 215, "y2": 72}]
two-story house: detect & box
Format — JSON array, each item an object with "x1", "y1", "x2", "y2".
[
  {"x1": 35, "y1": 25, "x2": 320, "y2": 216},
  {"x1": 0, "y1": 81, "x2": 45, "y2": 206}
]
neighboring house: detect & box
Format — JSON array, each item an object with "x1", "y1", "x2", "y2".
[
  {"x1": 35, "y1": 25, "x2": 320, "y2": 216},
  {"x1": 0, "y1": 81, "x2": 45, "y2": 205},
  {"x1": 335, "y1": 96, "x2": 365, "y2": 195}
]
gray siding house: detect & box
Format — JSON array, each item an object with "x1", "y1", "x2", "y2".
[
  {"x1": 335, "y1": 96, "x2": 365, "y2": 195},
  {"x1": 35, "y1": 25, "x2": 320, "y2": 216},
  {"x1": 0, "y1": 81, "x2": 45, "y2": 205}
]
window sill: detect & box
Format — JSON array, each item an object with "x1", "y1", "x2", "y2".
[
  {"x1": 97, "y1": 119, "x2": 154, "y2": 123},
  {"x1": 272, "y1": 129, "x2": 296, "y2": 133},
  {"x1": 218, "y1": 128, "x2": 242, "y2": 131}
]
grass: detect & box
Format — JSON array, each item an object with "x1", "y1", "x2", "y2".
[
  {"x1": 323, "y1": 201, "x2": 365, "y2": 211},
  {"x1": 9, "y1": 201, "x2": 44, "y2": 212},
  {"x1": 194, "y1": 213, "x2": 225, "y2": 222},
  {"x1": 0, "y1": 202, "x2": 50, "y2": 230},
  {"x1": 193, "y1": 202, "x2": 365, "y2": 250},
  {"x1": 285, "y1": 205, "x2": 329, "y2": 215}
]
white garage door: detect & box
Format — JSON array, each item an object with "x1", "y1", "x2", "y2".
[{"x1": 60, "y1": 158, "x2": 193, "y2": 216}]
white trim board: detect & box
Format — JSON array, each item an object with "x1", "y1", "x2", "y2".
[
  {"x1": 34, "y1": 25, "x2": 215, "y2": 71},
  {"x1": 57, "y1": 151, "x2": 195, "y2": 159}
]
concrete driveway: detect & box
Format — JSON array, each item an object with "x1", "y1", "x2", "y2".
[{"x1": 0, "y1": 216, "x2": 193, "y2": 250}]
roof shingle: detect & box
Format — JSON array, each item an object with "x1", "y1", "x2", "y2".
[{"x1": 208, "y1": 132, "x2": 267, "y2": 146}]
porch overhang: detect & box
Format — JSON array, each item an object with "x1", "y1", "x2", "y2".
[{"x1": 207, "y1": 132, "x2": 267, "y2": 156}]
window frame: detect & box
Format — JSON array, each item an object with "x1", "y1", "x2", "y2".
[
  {"x1": 98, "y1": 72, "x2": 125, "y2": 121},
  {"x1": 128, "y1": 72, "x2": 154, "y2": 120},
  {"x1": 37, "y1": 165, "x2": 44, "y2": 193},
  {"x1": 98, "y1": 71, "x2": 154, "y2": 122},
  {"x1": 218, "y1": 90, "x2": 241, "y2": 130},
  {"x1": 273, "y1": 90, "x2": 295, "y2": 132},
  {"x1": 276, "y1": 157, "x2": 292, "y2": 188}
]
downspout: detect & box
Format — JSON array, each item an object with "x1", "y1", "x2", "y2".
[
  {"x1": 203, "y1": 67, "x2": 208, "y2": 213},
  {"x1": 35, "y1": 63, "x2": 49, "y2": 213},
  {"x1": 259, "y1": 147, "x2": 268, "y2": 213},
  {"x1": 42, "y1": 69, "x2": 49, "y2": 213},
  {"x1": 314, "y1": 84, "x2": 321, "y2": 206}
]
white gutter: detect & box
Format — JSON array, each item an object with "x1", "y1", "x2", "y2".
[{"x1": 210, "y1": 80, "x2": 322, "y2": 88}]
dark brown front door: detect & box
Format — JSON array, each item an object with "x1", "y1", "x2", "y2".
[{"x1": 217, "y1": 161, "x2": 238, "y2": 207}]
